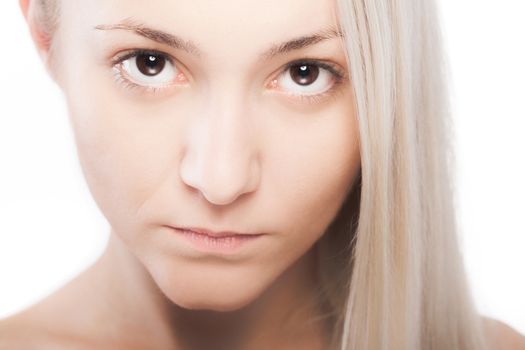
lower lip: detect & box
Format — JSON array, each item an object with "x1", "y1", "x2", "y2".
[{"x1": 170, "y1": 228, "x2": 264, "y2": 254}]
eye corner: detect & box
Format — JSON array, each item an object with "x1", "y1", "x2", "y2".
[{"x1": 265, "y1": 77, "x2": 279, "y2": 90}]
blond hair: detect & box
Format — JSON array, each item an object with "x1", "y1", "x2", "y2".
[
  {"x1": 34, "y1": 0, "x2": 60, "y2": 39},
  {"x1": 36, "y1": 0, "x2": 489, "y2": 349},
  {"x1": 315, "y1": 0, "x2": 489, "y2": 349}
]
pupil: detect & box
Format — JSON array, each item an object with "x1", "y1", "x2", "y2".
[
  {"x1": 290, "y1": 64, "x2": 319, "y2": 86},
  {"x1": 137, "y1": 54, "x2": 166, "y2": 76}
]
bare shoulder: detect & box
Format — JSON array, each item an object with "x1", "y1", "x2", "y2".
[
  {"x1": 0, "y1": 311, "x2": 141, "y2": 350},
  {"x1": 0, "y1": 313, "x2": 94, "y2": 350},
  {"x1": 0, "y1": 313, "x2": 47, "y2": 350},
  {"x1": 483, "y1": 316, "x2": 525, "y2": 350}
]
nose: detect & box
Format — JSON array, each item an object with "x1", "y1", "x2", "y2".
[{"x1": 179, "y1": 92, "x2": 261, "y2": 206}]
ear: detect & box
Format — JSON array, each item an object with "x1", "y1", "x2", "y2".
[{"x1": 19, "y1": 0, "x2": 57, "y2": 80}]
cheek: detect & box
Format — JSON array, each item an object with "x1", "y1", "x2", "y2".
[
  {"x1": 265, "y1": 99, "x2": 360, "y2": 254},
  {"x1": 63, "y1": 74, "x2": 191, "y2": 233}
]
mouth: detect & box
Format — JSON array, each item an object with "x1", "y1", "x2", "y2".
[
  {"x1": 165, "y1": 226, "x2": 266, "y2": 254},
  {"x1": 170, "y1": 226, "x2": 264, "y2": 238}
]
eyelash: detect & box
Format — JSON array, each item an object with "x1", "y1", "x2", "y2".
[{"x1": 110, "y1": 48, "x2": 347, "y2": 105}]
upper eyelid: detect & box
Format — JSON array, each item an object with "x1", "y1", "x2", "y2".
[
  {"x1": 111, "y1": 48, "x2": 175, "y2": 65},
  {"x1": 281, "y1": 59, "x2": 346, "y2": 80},
  {"x1": 111, "y1": 48, "x2": 347, "y2": 81}
]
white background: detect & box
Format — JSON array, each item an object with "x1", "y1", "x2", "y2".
[{"x1": 1, "y1": 0, "x2": 524, "y2": 334}]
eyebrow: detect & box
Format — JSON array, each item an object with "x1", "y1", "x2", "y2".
[{"x1": 94, "y1": 18, "x2": 344, "y2": 61}]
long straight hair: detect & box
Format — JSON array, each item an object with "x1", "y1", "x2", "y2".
[{"x1": 314, "y1": 0, "x2": 489, "y2": 349}]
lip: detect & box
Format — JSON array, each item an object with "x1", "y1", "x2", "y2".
[
  {"x1": 172, "y1": 226, "x2": 262, "y2": 238},
  {"x1": 166, "y1": 226, "x2": 265, "y2": 254}
]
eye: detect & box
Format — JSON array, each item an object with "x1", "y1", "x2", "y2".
[
  {"x1": 111, "y1": 50, "x2": 346, "y2": 102},
  {"x1": 271, "y1": 59, "x2": 346, "y2": 100},
  {"x1": 112, "y1": 49, "x2": 186, "y2": 91}
]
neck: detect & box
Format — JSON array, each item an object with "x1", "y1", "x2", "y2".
[{"x1": 82, "y1": 230, "x2": 330, "y2": 350}]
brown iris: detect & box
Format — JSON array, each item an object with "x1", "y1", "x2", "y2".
[
  {"x1": 289, "y1": 64, "x2": 319, "y2": 86},
  {"x1": 136, "y1": 53, "x2": 166, "y2": 76}
]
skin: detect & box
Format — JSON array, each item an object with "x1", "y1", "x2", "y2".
[
  {"x1": 7, "y1": 1, "x2": 524, "y2": 350},
  {"x1": 4, "y1": 0, "x2": 361, "y2": 349}
]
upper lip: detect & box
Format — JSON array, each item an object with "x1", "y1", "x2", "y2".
[{"x1": 169, "y1": 226, "x2": 263, "y2": 238}]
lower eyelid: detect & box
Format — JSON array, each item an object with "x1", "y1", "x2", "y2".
[
  {"x1": 113, "y1": 74, "x2": 343, "y2": 103},
  {"x1": 112, "y1": 67, "x2": 169, "y2": 96},
  {"x1": 296, "y1": 85, "x2": 344, "y2": 106},
  {"x1": 116, "y1": 59, "x2": 180, "y2": 85}
]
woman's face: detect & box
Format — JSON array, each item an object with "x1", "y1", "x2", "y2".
[{"x1": 52, "y1": 0, "x2": 360, "y2": 311}]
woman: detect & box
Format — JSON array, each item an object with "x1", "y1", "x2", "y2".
[{"x1": 1, "y1": 0, "x2": 524, "y2": 349}]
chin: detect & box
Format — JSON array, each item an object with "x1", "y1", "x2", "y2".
[
  {"x1": 171, "y1": 294, "x2": 258, "y2": 312},
  {"x1": 160, "y1": 278, "x2": 265, "y2": 312},
  {"x1": 145, "y1": 257, "x2": 273, "y2": 312}
]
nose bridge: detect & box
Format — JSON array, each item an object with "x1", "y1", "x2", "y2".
[{"x1": 180, "y1": 81, "x2": 260, "y2": 205}]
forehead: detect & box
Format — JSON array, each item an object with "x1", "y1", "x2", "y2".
[{"x1": 68, "y1": 0, "x2": 341, "y2": 57}]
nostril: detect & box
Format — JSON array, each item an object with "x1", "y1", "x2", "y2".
[
  {"x1": 179, "y1": 156, "x2": 246, "y2": 205},
  {"x1": 178, "y1": 134, "x2": 261, "y2": 207},
  {"x1": 180, "y1": 159, "x2": 260, "y2": 207},
  {"x1": 199, "y1": 189, "x2": 243, "y2": 206}
]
